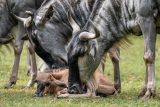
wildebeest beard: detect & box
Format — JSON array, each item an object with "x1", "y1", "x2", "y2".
[{"x1": 30, "y1": 0, "x2": 96, "y2": 94}]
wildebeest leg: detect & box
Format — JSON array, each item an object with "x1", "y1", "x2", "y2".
[
  {"x1": 26, "y1": 47, "x2": 31, "y2": 76},
  {"x1": 108, "y1": 46, "x2": 121, "y2": 93},
  {"x1": 138, "y1": 16, "x2": 156, "y2": 100},
  {"x1": 26, "y1": 41, "x2": 37, "y2": 87},
  {"x1": 5, "y1": 23, "x2": 24, "y2": 88}
]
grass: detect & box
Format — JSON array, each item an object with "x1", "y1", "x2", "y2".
[{"x1": 0, "y1": 36, "x2": 160, "y2": 107}]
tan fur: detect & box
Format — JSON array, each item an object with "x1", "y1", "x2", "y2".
[
  {"x1": 35, "y1": 50, "x2": 117, "y2": 98},
  {"x1": 35, "y1": 69, "x2": 69, "y2": 96},
  {"x1": 35, "y1": 67, "x2": 116, "y2": 97}
]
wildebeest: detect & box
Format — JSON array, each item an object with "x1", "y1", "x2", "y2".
[
  {"x1": 67, "y1": 0, "x2": 160, "y2": 100},
  {"x1": 0, "y1": 0, "x2": 44, "y2": 87},
  {"x1": 34, "y1": 63, "x2": 116, "y2": 97},
  {"x1": 15, "y1": 0, "x2": 122, "y2": 93}
]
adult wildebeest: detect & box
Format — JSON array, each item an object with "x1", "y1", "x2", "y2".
[
  {"x1": 67, "y1": 0, "x2": 160, "y2": 100},
  {"x1": 0, "y1": 0, "x2": 44, "y2": 87},
  {"x1": 15, "y1": 0, "x2": 121, "y2": 94}
]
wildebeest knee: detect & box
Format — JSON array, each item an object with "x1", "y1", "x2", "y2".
[
  {"x1": 108, "y1": 46, "x2": 120, "y2": 61},
  {"x1": 14, "y1": 45, "x2": 23, "y2": 55},
  {"x1": 143, "y1": 51, "x2": 155, "y2": 63}
]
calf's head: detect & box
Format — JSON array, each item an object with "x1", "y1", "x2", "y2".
[{"x1": 34, "y1": 72, "x2": 67, "y2": 97}]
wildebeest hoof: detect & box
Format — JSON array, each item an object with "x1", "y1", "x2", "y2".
[
  {"x1": 4, "y1": 82, "x2": 16, "y2": 89},
  {"x1": 139, "y1": 87, "x2": 156, "y2": 101},
  {"x1": 114, "y1": 84, "x2": 121, "y2": 93}
]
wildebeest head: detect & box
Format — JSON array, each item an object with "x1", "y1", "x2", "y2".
[
  {"x1": 34, "y1": 72, "x2": 67, "y2": 97},
  {"x1": 0, "y1": 0, "x2": 16, "y2": 43},
  {"x1": 67, "y1": 16, "x2": 101, "y2": 82},
  {"x1": 12, "y1": 0, "x2": 73, "y2": 69},
  {"x1": 30, "y1": 0, "x2": 73, "y2": 68}
]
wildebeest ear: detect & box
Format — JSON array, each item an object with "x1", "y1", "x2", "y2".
[{"x1": 67, "y1": 12, "x2": 80, "y2": 33}]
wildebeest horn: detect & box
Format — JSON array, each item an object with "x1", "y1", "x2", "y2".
[
  {"x1": 12, "y1": 14, "x2": 32, "y2": 28},
  {"x1": 79, "y1": 32, "x2": 96, "y2": 41},
  {"x1": 67, "y1": 13, "x2": 80, "y2": 33},
  {"x1": 25, "y1": 11, "x2": 33, "y2": 16},
  {"x1": 79, "y1": 19, "x2": 100, "y2": 41}
]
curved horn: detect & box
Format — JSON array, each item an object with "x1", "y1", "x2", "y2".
[
  {"x1": 89, "y1": 19, "x2": 100, "y2": 38},
  {"x1": 12, "y1": 14, "x2": 32, "y2": 28},
  {"x1": 79, "y1": 20, "x2": 100, "y2": 41},
  {"x1": 67, "y1": 13, "x2": 80, "y2": 33},
  {"x1": 79, "y1": 32, "x2": 96, "y2": 41},
  {"x1": 25, "y1": 11, "x2": 33, "y2": 16}
]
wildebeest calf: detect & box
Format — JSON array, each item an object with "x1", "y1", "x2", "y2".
[{"x1": 34, "y1": 67, "x2": 116, "y2": 97}]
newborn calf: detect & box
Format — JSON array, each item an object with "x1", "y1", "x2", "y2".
[
  {"x1": 34, "y1": 69, "x2": 68, "y2": 97},
  {"x1": 34, "y1": 68, "x2": 116, "y2": 97}
]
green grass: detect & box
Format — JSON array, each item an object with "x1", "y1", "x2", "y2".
[{"x1": 0, "y1": 36, "x2": 160, "y2": 107}]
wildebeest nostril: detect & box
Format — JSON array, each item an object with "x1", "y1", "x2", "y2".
[{"x1": 69, "y1": 83, "x2": 84, "y2": 94}]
